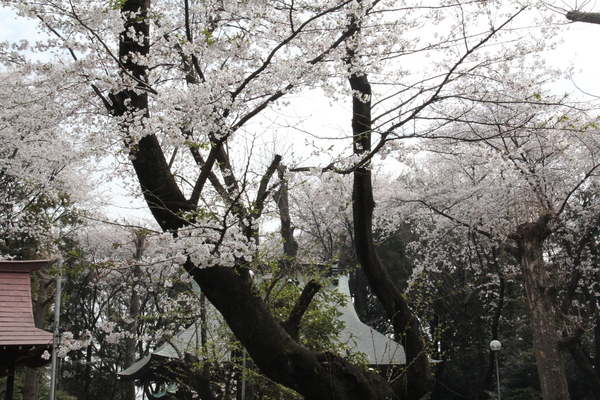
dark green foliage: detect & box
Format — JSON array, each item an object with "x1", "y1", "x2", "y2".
[{"x1": 351, "y1": 226, "x2": 553, "y2": 400}]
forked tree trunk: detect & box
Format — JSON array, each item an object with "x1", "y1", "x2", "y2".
[
  {"x1": 185, "y1": 265, "x2": 397, "y2": 400},
  {"x1": 112, "y1": 2, "x2": 401, "y2": 398},
  {"x1": 347, "y1": 23, "x2": 432, "y2": 399},
  {"x1": 510, "y1": 217, "x2": 570, "y2": 400}
]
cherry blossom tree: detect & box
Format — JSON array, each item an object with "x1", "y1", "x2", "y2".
[
  {"x1": 0, "y1": 0, "x2": 566, "y2": 398},
  {"x1": 57, "y1": 222, "x2": 203, "y2": 400},
  {"x1": 286, "y1": 172, "x2": 353, "y2": 262},
  {"x1": 0, "y1": 68, "x2": 96, "y2": 256},
  {"x1": 0, "y1": 52, "x2": 102, "y2": 400},
  {"x1": 387, "y1": 79, "x2": 600, "y2": 399}
]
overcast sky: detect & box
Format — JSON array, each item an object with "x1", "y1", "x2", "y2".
[
  {"x1": 1, "y1": 5, "x2": 599, "y2": 221},
  {"x1": 1, "y1": 6, "x2": 599, "y2": 92},
  {"x1": 547, "y1": 16, "x2": 600, "y2": 98}
]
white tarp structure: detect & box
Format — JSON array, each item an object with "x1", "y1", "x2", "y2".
[{"x1": 334, "y1": 276, "x2": 406, "y2": 366}]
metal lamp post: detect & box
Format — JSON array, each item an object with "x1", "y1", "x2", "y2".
[{"x1": 490, "y1": 340, "x2": 502, "y2": 400}]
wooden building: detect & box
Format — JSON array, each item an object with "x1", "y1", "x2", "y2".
[{"x1": 0, "y1": 260, "x2": 53, "y2": 400}]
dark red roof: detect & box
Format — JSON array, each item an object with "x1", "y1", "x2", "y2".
[{"x1": 0, "y1": 261, "x2": 53, "y2": 346}]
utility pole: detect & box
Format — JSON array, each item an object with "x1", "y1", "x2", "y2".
[{"x1": 49, "y1": 259, "x2": 62, "y2": 400}]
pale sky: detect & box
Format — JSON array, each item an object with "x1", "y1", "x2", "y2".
[
  {"x1": 547, "y1": 18, "x2": 600, "y2": 98},
  {"x1": 1, "y1": 4, "x2": 599, "y2": 222}
]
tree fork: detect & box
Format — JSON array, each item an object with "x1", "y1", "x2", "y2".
[
  {"x1": 112, "y1": 0, "x2": 194, "y2": 232},
  {"x1": 347, "y1": 26, "x2": 432, "y2": 400},
  {"x1": 186, "y1": 265, "x2": 398, "y2": 400},
  {"x1": 115, "y1": 2, "x2": 400, "y2": 398}
]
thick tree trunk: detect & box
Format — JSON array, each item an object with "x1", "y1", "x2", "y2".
[
  {"x1": 352, "y1": 165, "x2": 432, "y2": 399},
  {"x1": 186, "y1": 265, "x2": 397, "y2": 400},
  {"x1": 112, "y1": 0, "x2": 194, "y2": 234},
  {"x1": 511, "y1": 217, "x2": 570, "y2": 400},
  {"x1": 347, "y1": 44, "x2": 432, "y2": 400},
  {"x1": 114, "y1": 2, "x2": 401, "y2": 398},
  {"x1": 22, "y1": 371, "x2": 38, "y2": 400}
]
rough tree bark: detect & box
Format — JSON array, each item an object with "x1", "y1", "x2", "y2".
[
  {"x1": 566, "y1": 11, "x2": 600, "y2": 25},
  {"x1": 346, "y1": 16, "x2": 433, "y2": 400},
  {"x1": 507, "y1": 215, "x2": 570, "y2": 400},
  {"x1": 106, "y1": 1, "x2": 402, "y2": 399}
]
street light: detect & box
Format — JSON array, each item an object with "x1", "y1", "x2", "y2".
[{"x1": 490, "y1": 340, "x2": 502, "y2": 400}]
